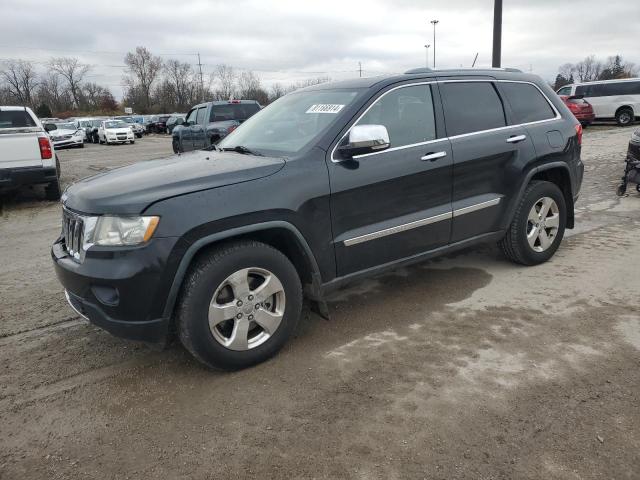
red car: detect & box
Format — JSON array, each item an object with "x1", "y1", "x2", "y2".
[{"x1": 560, "y1": 95, "x2": 595, "y2": 126}]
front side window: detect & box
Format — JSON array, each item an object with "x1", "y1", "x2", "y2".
[
  {"x1": 500, "y1": 82, "x2": 556, "y2": 124},
  {"x1": 441, "y1": 82, "x2": 506, "y2": 136},
  {"x1": 354, "y1": 84, "x2": 436, "y2": 148},
  {"x1": 195, "y1": 107, "x2": 207, "y2": 125},
  {"x1": 185, "y1": 109, "x2": 197, "y2": 124}
]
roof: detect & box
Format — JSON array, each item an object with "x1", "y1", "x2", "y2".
[
  {"x1": 303, "y1": 67, "x2": 543, "y2": 92},
  {"x1": 563, "y1": 77, "x2": 640, "y2": 86}
]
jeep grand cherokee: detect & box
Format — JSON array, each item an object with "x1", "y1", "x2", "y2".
[{"x1": 52, "y1": 68, "x2": 584, "y2": 370}]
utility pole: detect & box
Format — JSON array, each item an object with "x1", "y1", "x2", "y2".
[
  {"x1": 492, "y1": 0, "x2": 502, "y2": 68},
  {"x1": 430, "y1": 19, "x2": 439, "y2": 69},
  {"x1": 358, "y1": 62, "x2": 362, "y2": 77},
  {"x1": 424, "y1": 44, "x2": 431, "y2": 68},
  {"x1": 197, "y1": 53, "x2": 205, "y2": 102}
]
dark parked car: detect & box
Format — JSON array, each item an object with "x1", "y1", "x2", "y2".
[
  {"x1": 52, "y1": 68, "x2": 583, "y2": 370},
  {"x1": 172, "y1": 100, "x2": 261, "y2": 153},
  {"x1": 560, "y1": 95, "x2": 595, "y2": 127},
  {"x1": 166, "y1": 114, "x2": 186, "y2": 134},
  {"x1": 151, "y1": 115, "x2": 172, "y2": 134}
]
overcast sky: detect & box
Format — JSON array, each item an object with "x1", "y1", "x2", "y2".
[{"x1": 1, "y1": 0, "x2": 639, "y2": 99}]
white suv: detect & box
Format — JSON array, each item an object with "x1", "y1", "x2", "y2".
[{"x1": 0, "y1": 106, "x2": 61, "y2": 200}]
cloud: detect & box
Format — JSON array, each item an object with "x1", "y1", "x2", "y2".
[{"x1": 1, "y1": 0, "x2": 638, "y2": 98}]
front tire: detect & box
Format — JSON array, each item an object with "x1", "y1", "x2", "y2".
[
  {"x1": 172, "y1": 138, "x2": 180, "y2": 153},
  {"x1": 177, "y1": 241, "x2": 303, "y2": 370},
  {"x1": 499, "y1": 180, "x2": 566, "y2": 265}
]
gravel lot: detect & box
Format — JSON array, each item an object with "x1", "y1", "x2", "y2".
[{"x1": 1, "y1": 127, "x2": 639, "y2": 479}]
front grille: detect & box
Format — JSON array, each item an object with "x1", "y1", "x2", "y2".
[{"x1": 62, "y1": 209, "x2": 84, "y2": 261}]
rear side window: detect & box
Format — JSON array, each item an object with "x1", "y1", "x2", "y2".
[
  {"x1": 440, "y1": 82, "x2": 506, "y2": 136},
  {"x1": 0, "y1": 110, "x2": 36, "y2": 129},
  {"x1": 210, "y1": 103, "x2": 261, "y2": 122},
  {"x1": 557, "y1": 86, "x2": 572, "y2": 96},
  {"x1": 500, "y1": 82, "x2": 556, "y2": 124},
  {"x1": 356, "y1": 84, "x2": 436, "y2": 148}
]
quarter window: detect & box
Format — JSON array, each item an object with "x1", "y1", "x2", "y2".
[
  {"x1": 355, "y1": 84, "x2": 436, "y2": 148},
  {"x1": 440, "y1": 82, "x2": 506, "y2": 136},
  {"x1": 557, "y1": 87, "x2": 572, "y2": 96},
  {"x1": 500, "y1": 82, "x2": 556, "y2": 124}
]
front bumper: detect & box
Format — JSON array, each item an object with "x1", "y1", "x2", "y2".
[
  {"x1": 53, "y1": 138, "x2": 83, "y2": 148},
  {"x1": 0, "y1": 166, "x2": 57, "y2": 189},
  {"x1": 51, "y1": 236, "x2": 179, "y2": 343}
]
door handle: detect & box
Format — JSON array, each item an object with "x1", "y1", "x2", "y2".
[
  {"x1": 506, "y1": 134, "x2": 527, "y2": 143},
  {"x1": 421, "y1": 151, "x2": 447, "y2": 161}
]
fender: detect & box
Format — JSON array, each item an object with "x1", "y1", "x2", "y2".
[
  {"x1": 161, "y1": 220, "x2": 324, "y2": 320},
  {"x1": 503, "y1": 161, "x2": 574, "y2": 230}
]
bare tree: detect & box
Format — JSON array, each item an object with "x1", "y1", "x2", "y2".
[
  {"x1": 38, "y1": 72, "x2": 71, "y2": 112},
  {"x1": 0, "y1": 60, "x2": 39, "y2": 106},
  {"x1": 269, "y1": 82, "x2": 287, "y2": 102},
  {"x1": 164, "y1": 59, "x2": 196, "y2": 110},
  {"x1": 574, "y1": 55, "x2": 602, "y2": 82},
  {"x1": 213, "y1": 64, "x2": 237, "y2": 100},
  {"x1": 49, "y1": 57, "x2": 90, "y2": 108},
  {"x1": 124, "y1": 46, "x2": 163, "y2": 111}
]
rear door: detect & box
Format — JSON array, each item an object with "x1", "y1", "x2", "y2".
[
  {"x1": 0, "y1": 109, "x2": 43, "y2": 168},
  {"x1": 328, "y1": 82, "x2": 453, "y2": 276},
  {"x1": 439, "y1": 80, "x2": 537, "y2": 243}
]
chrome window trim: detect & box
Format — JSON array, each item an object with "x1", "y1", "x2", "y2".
[
  {"x1": 343, "y1": 197, "x2": 501, "y2": 246},
  {"x1": 330, "y1": 79, "x2": 562, "y2": 162}
]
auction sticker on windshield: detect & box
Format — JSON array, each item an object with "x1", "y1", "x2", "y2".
[{"x1": 306, "y1": 104, "x2": 345, "y2": 114}]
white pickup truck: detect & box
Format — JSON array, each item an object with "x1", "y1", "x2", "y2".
[{"x1": 0, "y1": 106, "x2": 61, "y2": 200}]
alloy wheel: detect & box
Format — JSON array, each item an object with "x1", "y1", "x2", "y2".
[
  {"x1": 208, "y1": 267, "x2": 286, "y2": 351},
  {"x1": 526, "y1": 197, "x2": 560, "y2": 252}
]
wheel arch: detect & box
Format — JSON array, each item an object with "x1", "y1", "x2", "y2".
[
  {"x1": 506, "y1": 163, "x2": 575, "y2": 230},
  {"x1": 162, "y1": 221, "x2": 323, "y2": 321}
]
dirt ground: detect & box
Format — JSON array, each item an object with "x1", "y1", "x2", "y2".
[{"x1": 1, "y1": 127, "x2": 639, "y2": 479}]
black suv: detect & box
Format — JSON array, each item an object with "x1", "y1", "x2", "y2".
[{"x1": 52, "y1": 69, "x2": 584, "y2": 370}]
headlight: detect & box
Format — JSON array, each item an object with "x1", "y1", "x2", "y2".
[
  {"x1": 631, "y1": 130, "x2": 640, "y2": 144},
  {"x1": 84, "y1": 216, "x2": 159, "y2": 247}
]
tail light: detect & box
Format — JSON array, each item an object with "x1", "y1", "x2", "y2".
[
  {"x1": 575, "y1": 124, "x2": 583, "y2": 146},
  {"x1": 227, "y1": 125, "x2": 237, "y2": 134},
  {"x1": 38, "y1": 135, "x2": 53, "y2": 159}
]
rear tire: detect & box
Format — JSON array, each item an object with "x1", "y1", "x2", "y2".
[
  {"x1": 130, "y1": 140, "x2": 135, "y2": 144},
  {"x1": 176, "y1": 241, "x2": 303, "y2": 370},
  {"x1": 616, "y1": 107, "x2": 634, "y2": 126},
  {"x1": 499, "y1": 180, "x2": 566, "y2": 265}
]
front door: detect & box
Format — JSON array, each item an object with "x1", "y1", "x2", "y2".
[{"x1": 327, "y1": 82, "x2": 453, "y2": 276}]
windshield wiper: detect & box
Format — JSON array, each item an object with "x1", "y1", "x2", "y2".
[{"x1": 220, "y1": 145, "x2": 263, "y2": 156}]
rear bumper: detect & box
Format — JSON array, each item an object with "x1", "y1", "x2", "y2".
[
  {"x1": 53, "y1": 139, "x2": 83, "y2": 148},
  {"x1": 0, "y1": 166, "x2": 57, "y2": 189},
  {"x1": 574, "y1": 112, "x2": 595, "y2": 123}
]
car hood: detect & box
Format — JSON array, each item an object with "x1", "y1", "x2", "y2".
[
  {"x1": 62, "y1": 150, "x2": 286, "y2": 215},
  {"x1": 50, "y1": 128, "x2": 79, "y2": 137}
]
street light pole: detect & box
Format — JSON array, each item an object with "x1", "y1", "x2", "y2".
[
  {"x1": 430, "y1": 19, "x2": 439, "y2": 69},
  {"x1": 424, "y1": 44, "x2": 431, "y2": 68},
  {"x1": 492, "y1": 0, "x2": 502, "y2": 68}
]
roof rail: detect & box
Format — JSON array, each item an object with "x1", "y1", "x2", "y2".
[{"x1": 404, "y1": 67, "x2": 523, "y2": 74}]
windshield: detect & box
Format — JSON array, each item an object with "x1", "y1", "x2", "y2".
[
  {"x1": 0, "y1": 110, "x2": 36, "y2": 128},
  {"x1": 54, "y1": 122, "x2": 77, "y2": 130},
  {"x1": 218, "y1": 89, "x2": 362, "y2": 156},
  {"x1": 104, "y1": 121, "x2": 129, "y2": 129}
]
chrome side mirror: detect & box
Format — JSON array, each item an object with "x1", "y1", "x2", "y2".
[{"x1": 338, "y1": 124, "x2": 390, "y2": 158}]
